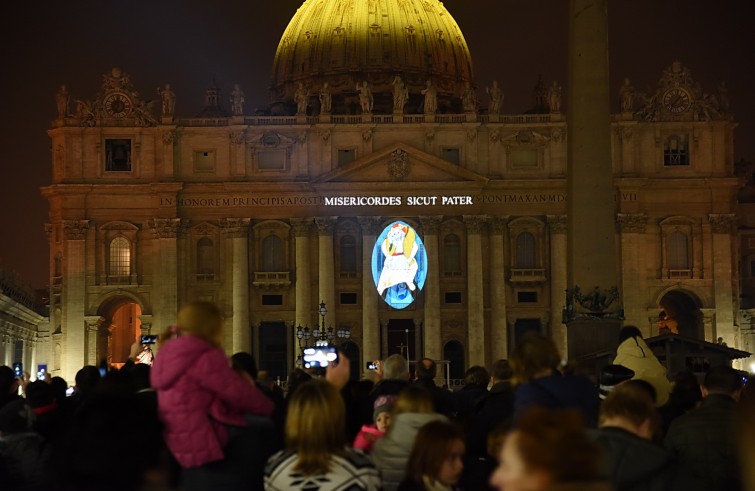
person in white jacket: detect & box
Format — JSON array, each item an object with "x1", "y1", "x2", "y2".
[{"x1": 613, "y1": 326, "x2": 674, "y2": 407}]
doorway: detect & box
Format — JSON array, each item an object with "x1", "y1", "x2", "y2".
[
  {"x1": 258, "y1": 322, "x2": 289, "y2": 382},
  {"x1": 385, "y1": 318, "x2": 420, "y2": 373},
  {"x1": 511, "y1": 318, "x2": 542, "y2": 353}
]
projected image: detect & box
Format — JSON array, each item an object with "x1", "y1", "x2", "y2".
[{"x1": 372, "y1": 221, "x2": 427, "y2": 309}]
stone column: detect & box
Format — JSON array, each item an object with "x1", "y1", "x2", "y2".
[
  {"x1": 292, "y1": 219, "x2": 313, "y2": 362},
  {"x1": 489, "y1": 217, "x2": 509, "y2": 361},
  {"x1": 547, "y1": 215, "x2": 568, "y2": 357},
  {"x1": 566, "y1": 0, "x2": 621, "y2": 357},
  {"x1": 358, "y1": 217, "x2": 383, "y2": 363},
  {"x1": 148, "y1": 219, "x2": 181, "y2": 335},
  {"x1": 708, "y1": 214, "x2": 737, "y2": 345},
  {"x1": 617, "y1": 214, "x2": 648, "y2": 333},
  {"x1": 315, "y1": 217, "x2": 338, "y2": 329},
  {"x1": 464, "y1": 215, "x2": 487, "y2": 368},
  {"x1": 419, "y1": 216, "x2": 442, "y2": 361},
  {"x1": 222, "y1": 218, "x2": 251, "y2": 353},
  {"x1": 84, "y1": 316, "x2": 103, "y2": 366},
  {"x1": 62, "y1": 220, "x2": 89, "y2": 383}
]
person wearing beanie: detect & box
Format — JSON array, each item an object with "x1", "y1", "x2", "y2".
[{"x1": 354, "y1": 394, "x2": 395, "y2": 453}]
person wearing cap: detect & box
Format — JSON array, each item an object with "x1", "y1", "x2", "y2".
[
  {"x1": 598, "y1": 364, "x2": 636, "y2": 399},
  {"x1": 353, "y1": 394, "x2": 395, "y2": 453}
]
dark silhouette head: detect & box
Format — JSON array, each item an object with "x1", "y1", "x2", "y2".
[
  {"x1": 619, "y1": 325, "x2": 643, "y2": 344},
  {"x1": 231, "y1": 352, "x2": 259, "y2": 380}
]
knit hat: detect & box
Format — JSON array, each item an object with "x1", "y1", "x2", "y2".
[
  {"x1": 373, "y1": 395, "x2": 396, "y2": 422},
  {"x1": 599, "y1": 364, "x2": 635, "y2": 399}
]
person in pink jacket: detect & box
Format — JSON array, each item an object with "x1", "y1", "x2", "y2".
[{"x1": 151, "y1": 301, "x2": 274, "y2": 489}]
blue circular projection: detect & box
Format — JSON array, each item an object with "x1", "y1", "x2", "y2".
[{"x1": 371, "y1": 221, "x2": 427, "y2": 309}]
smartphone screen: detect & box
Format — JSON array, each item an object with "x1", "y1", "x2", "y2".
[
  {"x1": 302, "y1": 344, "x2": 338, "y2": 369},
  {"x1": 366, "y1": 361, "x2": 378, "y2": 370},
  {"x1": 140, "y1": 334, "x2": 158, "y2": 345},
  {"x1": 12, "y1": 362, "x2": 23, "y2": 379}
]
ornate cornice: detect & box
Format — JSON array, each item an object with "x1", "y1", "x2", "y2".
[
  {"x1": 357, "y1": 216, "x2": 383, "y2": 236},
  {"x1": 220, "y1": 218, "x2": 251, "y2": 238},
  {"x1": 148, "y1": 218, "x2": 182, "y2": 239},
  {"x1": 463, "y1": 215, "x2": 488, "y2": 234},
  {"x1": 419, "y1": 216, "x2": 442, "y2": 235},
  {"x1": 62, "y1": 220, "x2": 89, "y2": 240},
  {"x1": 315, "y1": 217, "x2": 338, "y2": 235},
  {"x1": 616, "y1": 213, "x2": 648, "y2": 234},
  {"x1": 290, "y1": 218, "x2": 314, "y2": 237},
  {"x1": 708, "y1": 213, "x2": 737, "y2": 234},
  {"x1": 546, "y1": 215, "x2": 567, "y2": 234}
]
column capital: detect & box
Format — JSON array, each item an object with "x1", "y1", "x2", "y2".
[
  {"x1": 708, "y1": 213, "x2": 737, "y2": 234},
  {"x1": 616, "y1": 213, "x2": 648, "y2": 234},
  {"x1": 419, "y1": 216, "x2": 443, "y2": 235},
  {"x1": 490, "y1": 216, "x2": 510, "y2": 234},
  {"x1": 290, "y1": 218, "x2": 314, "y2": 237},
  {"x1": 84, "y1": 316, "x2": 105, "y2": 331},
  {"x1": 546, "y1": 214, "x2": 568, "y2": 234},
  {"x1": 315, "y1": 217, "x2": 338, "y2": 235},
  {"x1": 62, "y1": 220, "x2": 90, "y2": 240},
  {"x1": 357, "y1": 216, "x2": 383, "y2": 236},
  {"x1": 220, "y1": 218, "x2": 251, "y2": 238},
  {"x1": 463, "y1": 215, "x2": 488, "y2": 234},
  {"x1": 148, "y1": 218, "x2": 182, "y2": 238}
]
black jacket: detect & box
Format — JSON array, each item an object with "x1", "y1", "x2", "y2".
[
  {"x1": 664, "y1": 394, "x2": 742, "y2": 491},
  {"x1": 413, "y1": 378, "x2": 455, "y2": 417},
  {"x1": 591, "y1": 426, "x2": 682, "y2": 491}
]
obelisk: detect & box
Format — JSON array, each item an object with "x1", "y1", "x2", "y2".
[{"x1": 565, "y1": 0, "x2": 622, "y2": 358}]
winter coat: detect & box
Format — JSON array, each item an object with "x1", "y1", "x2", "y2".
[
  {"x1": 513, "y1": 372, "x2": 600, "y2": 427},
  {"x1": 151, "y1": 335, "x2": 274, "y2": 468},
  {"x1": 413, "y1": 378, "x2": 455, "y2": 417},
  {"x1": 353, "y1": 424, "x2": 385, "y2": 453},
  {"x1": 664, "y1": 394, "x2": 742, "y2": 491},
  {"x1": 0, "y1": 432, "x2": 51, "y2": 490},
  {"x1": 590, "y1": 426, "x2": 683, "y2": 491},
  {"x1": 613, "y1": 336, "x2": 673, "y2": 406},
  {"x1": 372, "y1": 412, "x2": 447, "y2": 491}
]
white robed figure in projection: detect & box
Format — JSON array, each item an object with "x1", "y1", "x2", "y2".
[{"x1": 377, "y1": 223, "x2": 419, "y2": 295}]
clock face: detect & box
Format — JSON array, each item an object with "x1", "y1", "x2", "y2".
[
  {"x1": 663, "y1": 87, "x2": 691, "y2": 113},
  {"x1": 104, "y1": 92, "x2": 133, "y2": 118}
]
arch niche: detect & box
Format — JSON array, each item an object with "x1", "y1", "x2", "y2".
[
  {"x1": 658, "y1": 289, "x2": 704, "y2": 339},
  {"x1": 96, "y1": 294, "x2": 145, "y2": 367}
]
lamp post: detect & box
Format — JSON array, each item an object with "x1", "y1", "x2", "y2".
[{"x1": 295, "y1": 301, "x2": 350, "y2": 367}]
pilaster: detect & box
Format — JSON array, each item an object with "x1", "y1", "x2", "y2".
[
  {"x1": 617, "y1": 213, "x2": 648, "y2": 334},
  {"x1": 419, "y1": 216, "x2": 442, "y2": 361},
  {"x1": 708, "y1": 214, "x2": 737, "y2": 345},
  {"x1": 547, "y1": 215, "x2": 568, "y2": 357},
  {"x1": 291, "y1": 218, "x2": 313, "y2": 363},
  {"x1": 489, "y1": 216, "x2": 509, "y2": 360},
  {"x1": 147, "y1": 218, "x2": 181, "y2": 337},
  {"x1": 358, "y1": 216, "x2": 383, "y2": 363},
  {"x1": 315, "y1": 217, "x2": 338, "y2": 330},
  {"x1": 61, "y1": 220, "x2": 89, "y2": 383},
  {"x1": 222, "y1": 218, "x2": 251, "y2": 353},
  {"x1": 464, "y1": 215, "x2": 487, "y2": 368}
]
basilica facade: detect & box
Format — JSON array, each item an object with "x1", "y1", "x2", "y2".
[{"x1": 40, "y1": 0, "x2": 750, "y2": 383}]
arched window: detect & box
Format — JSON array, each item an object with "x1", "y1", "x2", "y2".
[
  {"x1": 667, "y1": 231, "x2": 689, "y2": 270},
  {"x1": 109, "y1": 237, "x2": 130, "y2": 276},
  {"x1": 515, "y1": 232, "x2": 536, "y2": 269},
  {"x1": 197, "y1": 238, "x2": 214, "y2": 276},
  {"x1": 443, "y1": 234, "x2": 461, "y2": 275},
  {"x1": 340, "y1": 235, "x2": 357, "y2": 273},
  {"x1": 262, "y1": 234, "x2": 284, "y2": 272}
]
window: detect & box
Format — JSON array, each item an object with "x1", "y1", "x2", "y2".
[
  {"x1": 105, "y1": 139, "x2": 132, "y2": 172},
  {"x1": 663, "y1": 135, "x2": 689, "y2": 166},
  {"x1": 340, "y1": 235, "x2": 357, "y2": 273},
  {"x1": 262, "y1": 235, "x2": 284, "y2": 272},
  {"x1": 261, "y1": 295, "x2": 283, "y2": 306},
  {"x1": 337, "y1": 149, "x2": 356, "y2": 167},
  {"x1": 109, "y1": 237, "x2": 130, "y2": 276},
  {"x1": 515, "y1": 232, "x2": 536, "y2": 269},
  {"x1": 194, "y1": 150, "x2": 216, "y2": 172},
  {"x1": 517, "y1": 291, "x2": 538, "y2": 303},
  {"x1": 441, "y1": 148, "x2": 460, "y2": 165},
  {"x1": 443, "y1": 234, "x2": 461, "y2": 276},
  {"x1": 197, "y1": 238, "x2": 215, "y2": 278},
  {"x1": 444, "y1": 292, "x2": 462, "y2": 304},
  {"x1": 667, "y1": 231, "x2": 689, "y2": 270},
  {"x1": 340, "y1": 292, "x2": 358, "y2": 305}
]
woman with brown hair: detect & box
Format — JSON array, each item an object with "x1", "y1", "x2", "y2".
[
  {"x1": 398, "y1": 420, "x2": 465, "y2": 491},
  {"x1": 489, "y1": 407, "x2": 611, "y2": 491},
  {"x1": 264, "y1": 379, "x2": 381, "y2": 490}
]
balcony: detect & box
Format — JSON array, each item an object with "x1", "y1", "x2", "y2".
[
  {"x1": 253, "y1": 272, "x2": 291, "y2": 290},
  {"x1": 510, "y1": 268, "x2": 547, "y2": 284}
]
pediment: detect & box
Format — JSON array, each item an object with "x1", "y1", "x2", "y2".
[{"x1": 315, "y1": 142, "x2": 488, "y2": 184}]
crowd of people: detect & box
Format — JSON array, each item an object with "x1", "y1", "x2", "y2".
[{"x1": 1, "y1": 300, "x2": 754, "y2": 491}]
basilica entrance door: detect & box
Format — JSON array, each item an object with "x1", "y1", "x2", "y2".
[
  {"x1": 101, "y1": 301, "x2": 141, "y2": 368},
  {"x1": 385, "y1": 319, "x2": 421, "y2": 376},
  {"x1": 257, "y1": 322, "x2": 288, "y2": 383}
]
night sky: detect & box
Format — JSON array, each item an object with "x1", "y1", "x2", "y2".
[{"x1": 1, "y1": 0, "x2": 753, "y2": 289}]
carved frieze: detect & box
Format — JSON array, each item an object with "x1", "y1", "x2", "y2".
[
  {"x1": 62, "y1": 220, "x2": 90, "y2": 240},
  {"x1": 419, "y1": 216, "x2": 442, "y2": 235},
  {"x1": 708, "y1": 213, "x2": 737, "y2": 234},
  {"x1": 148, "y1": 218, "x2": 182, "y2": 239},
  {"x1": 357, "y1": 216, "x2": 383, "y2": 236},
  {"x1": 616, "y1": 213, "x2": 648, "y2": 234},
  {"x1": 388, "y1": 149, "x2": 410, "y2": 181},
  {"x1": 315, "y1": 217, "x2": 338, "y2": 235},
  {"x1": 290, "y1": 218, "x2": 314, "y2": 237},
  {"x1": 463, "y1": 215, "x2": 488, "y2": 234},
  {"x1": 490, "y1": 216, "x2": 510, "y2": 234}
]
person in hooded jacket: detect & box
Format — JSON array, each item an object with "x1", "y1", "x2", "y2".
[
  {"x1": 151, "y1": 301, "x2": 274, "y2": 491},
  {"x1": 613, "y1": 326, "x2": 673, "y2": 407}
]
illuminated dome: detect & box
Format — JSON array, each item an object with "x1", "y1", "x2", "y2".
[{"x1": 270, "y1": 0, "x2": 475, "y2": 115}]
